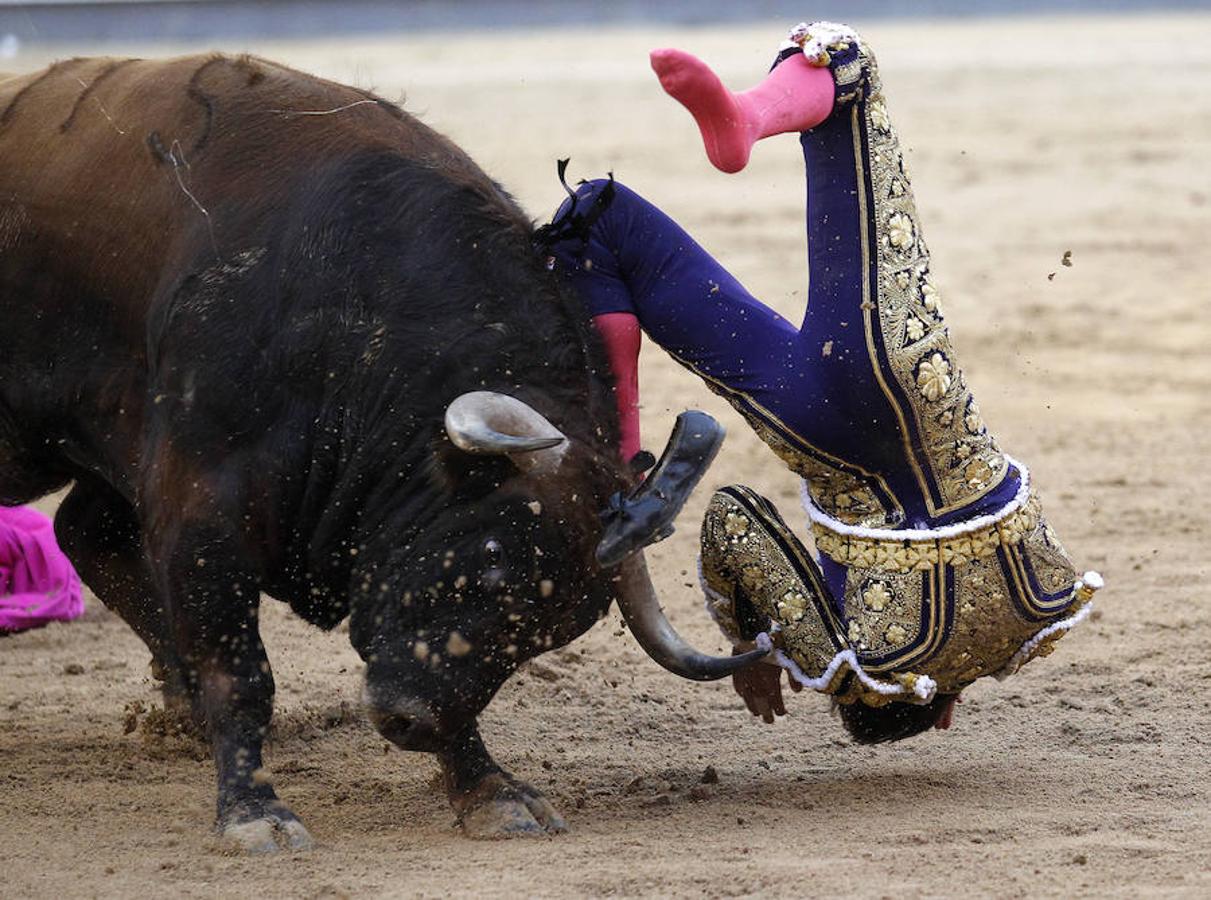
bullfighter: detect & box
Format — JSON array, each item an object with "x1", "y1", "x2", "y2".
[{"x1": 542, "y1": 21, "x2": 1102, "y2": 743}]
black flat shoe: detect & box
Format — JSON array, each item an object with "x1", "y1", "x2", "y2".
[{"x1": 596, "y1": 410, "x2": 724, "y2": 567}]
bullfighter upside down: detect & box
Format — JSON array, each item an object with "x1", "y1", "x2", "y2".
[{"x1": 543, "y1": 21, "x2": 1102, "y2": 742}]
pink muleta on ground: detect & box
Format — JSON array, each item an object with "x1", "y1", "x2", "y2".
[{"x1": 0, "y1": 505, "x2": 84, "y2": 633}]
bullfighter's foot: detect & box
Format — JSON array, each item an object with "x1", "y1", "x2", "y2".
[
  {"x1": 218, "y1": 801, "x2": 314, "y2": 854},
  {"x1": 453, "y1": 772, "x2": 568, "y2": 839},
  {"x1": 649, "y1": 44, "x2": 834, "y2": 173}
]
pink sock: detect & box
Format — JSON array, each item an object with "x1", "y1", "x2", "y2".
[
  {"x1": 592, "y1": 312, "x2": 642, "y2": 462},
  {"x1": 650, "y1": 49, "x2": 835, "y2": 173}
]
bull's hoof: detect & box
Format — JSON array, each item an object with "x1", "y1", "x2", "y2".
[
  {"x1": 455, "y1": 773, "x2": 568, "y2": 839},
  {"x1": 218, "y1": 805, "x2": 314, "y2": 854}
]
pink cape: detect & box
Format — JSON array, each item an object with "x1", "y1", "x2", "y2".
[{"x1": 0, "y1": 505, "x2": 84, "y2": 633}]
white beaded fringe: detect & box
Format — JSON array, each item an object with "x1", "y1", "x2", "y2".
[
  {"x1": 798, "y1": 455, "x2": 1033, "y2": 543},
  {"x1": 698, "y1": 558, "x2": 936, "y2": 702},
  {"x1": 994, "y1": 598, "x2": 1096, "y2": 681}
]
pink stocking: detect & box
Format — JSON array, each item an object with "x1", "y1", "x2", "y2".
[
  {"x1": 592, "y1": 312, "x2": 642, "y2": 463},
  {"x1": 650, "y1": 48, "x2": 834, "y2": 173}
]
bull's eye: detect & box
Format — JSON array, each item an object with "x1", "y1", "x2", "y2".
[
  {"x1": 479, "y1": 538, "x2": 510, "y2": 592},
  {"x1": 483, "y1": 539, "x2": 506, "y2": 568}
]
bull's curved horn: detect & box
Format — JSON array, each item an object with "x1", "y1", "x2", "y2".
[
  {"x1": 444, "y1": 391, "x2": 568, "y2": 472},
  {"x1": 616, "y1": 555, "x2": 766, "y2": 681}
]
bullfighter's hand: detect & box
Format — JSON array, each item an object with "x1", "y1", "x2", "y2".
[{"x1": 732, "y1": 648, "x2": 800, "y2": 724}]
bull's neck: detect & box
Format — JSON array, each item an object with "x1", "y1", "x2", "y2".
[{"x1": 278, "y1": 403, "x2": 440, "y2": 591}]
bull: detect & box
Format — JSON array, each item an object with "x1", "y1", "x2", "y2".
[{"x1": 0, "y1": 54, "x2": 760, "y2": 850}]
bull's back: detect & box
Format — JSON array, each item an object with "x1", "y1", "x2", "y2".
[
  {"x1": 0, "y1": 54, "x2": 472, "y2": 494},
  {"x1": 0, "y1": 55, "x2": 444, "y2": 316}
]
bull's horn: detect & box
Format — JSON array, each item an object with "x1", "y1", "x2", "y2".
[
  {"x1": 616, "y1": 555, "x2": 766, "y2": 681},
  {"x1": 445, "y1": 391, "x2": 568, "y2": 473}
]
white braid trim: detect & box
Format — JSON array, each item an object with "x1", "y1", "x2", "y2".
[
  {"x1": 756, "y1": 631, "x2": 938, "y2": 702},
  {"x1": 799, "y1": 455, "x2": 1032, "y2": 542},
  {"x1": 698, "y1": 558, "x2": 936, "y2": 702},
  {"x1": 994, "y1": 596, "x2": 1097, "y2": 681}
]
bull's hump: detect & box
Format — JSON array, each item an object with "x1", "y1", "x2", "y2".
[
  {"x1": 0, "y1": 53, "x2": 450, "y2": 259},
  {"x1": 0, "y1": 53, "x2": 439, "y2": 171},
  {"x1": 0, "y1": 53, "x2": 508, "y2": 332},
  {"x1": 0, "y1": 57, "x2": 127, "y2": 133}
]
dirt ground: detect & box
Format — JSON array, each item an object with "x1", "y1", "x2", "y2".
[{"x1": 3, "y1": 13, "x2": 1210, "y2": 898}]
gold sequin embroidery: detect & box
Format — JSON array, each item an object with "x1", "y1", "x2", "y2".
[{"x1": 855, "y1": 46, "x2": 1010, "y2": 515}]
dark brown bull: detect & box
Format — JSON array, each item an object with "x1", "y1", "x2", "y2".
[{"x1": 0, "y1": 54, "x2": 760, "y2": 851}]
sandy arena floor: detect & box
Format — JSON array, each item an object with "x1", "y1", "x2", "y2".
[{"x1": 3, "y1": 13, "x2": 1210, "y2": 898}]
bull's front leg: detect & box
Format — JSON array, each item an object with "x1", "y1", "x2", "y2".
[
  {"x1": 438, "y1": 724, "x2": 567, "y2": 838},
  {"x1": 153, "y1": 519, "x2": 313, "y2": 853},
  {"x1": 53, "y1": 479, "x2": 196, "y2": 725}
]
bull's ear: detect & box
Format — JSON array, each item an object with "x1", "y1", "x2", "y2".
[{"x1": 444, "y1": 391, "x2": 568, "y2": 474}]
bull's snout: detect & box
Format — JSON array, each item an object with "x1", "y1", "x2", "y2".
[{"x1": 364, "y1": 689, "x2": 443, "y2": 751}]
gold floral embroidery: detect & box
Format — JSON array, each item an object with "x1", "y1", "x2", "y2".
[
  {"x1": 857, "y1": 44, "x2": 1008, "y2": 514},
  {"x1": 862, "y1": 582, "x2": 892, "y2": 612},
  {"x1": 724, "y1": 512, "x2": 750, "y2": 536},
  {"x1": 965, "y1": 458, "x2": 994, "y2": 489},
  {"x1": 916, "y1": 353, "x2": 952, "y2": 401},
  {"x1": 841, "y1": 568, "x2": 924, "y2": 662},
  {"x1": 964, "y1": 400, "x2": 985, "y2": 435},
  {"x1": 887, "y1": 212, "x2": 916, "y2": 251},
  {"x1": 869, "y1": 97, "x2": 891, "y2": 133},
  {"x1": 778, "y1": 590, "x2": 809, "y2": 622},
  {"x1": 813, "y1": 493, "x2": 1045, "y2": 573},
  {"x1": 920, "y1": 274, "x2": 943, "y2": 316}
]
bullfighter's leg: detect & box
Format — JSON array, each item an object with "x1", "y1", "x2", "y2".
[
  {"x1": 53, "y1": 479, "x2": 191, "y2": 715},
  {"x1": 145, "y1": 505, "x2": 312, "y2": 853},
  {"x1": 546, "y1": 180, "x2": 814, "y2": 436},
  {"x1": 438, "y1": 724, "x2": 567, "y2": 838}
]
